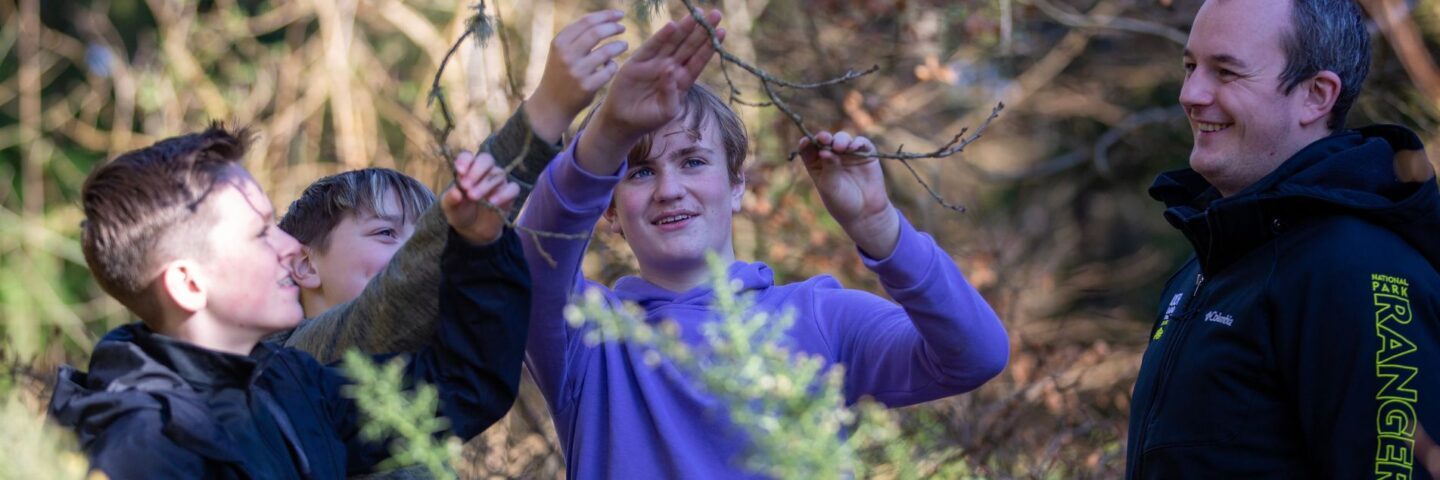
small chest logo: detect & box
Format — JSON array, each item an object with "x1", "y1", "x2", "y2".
[
  {"x1": 1153, "y1": 293, "x2": 1185, "y2": 341},
  {"x1": 1162, "y1": 293, "x2": 1184, "y2": 321},
  {"x1": 1203, "y1": 311, "x2": 1235, "y2": 326}
]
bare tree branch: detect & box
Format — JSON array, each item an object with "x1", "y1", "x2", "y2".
[
  {"x1": 675, "y1": 0, "x2": 1006, "y2": 212},
  {"x1": 427, "y1": 3, "x2": 589, "y2": 270}
]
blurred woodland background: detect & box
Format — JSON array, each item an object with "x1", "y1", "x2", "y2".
[{"x1": 1, "y1": 0, "x2": 1438, "y2": 477}]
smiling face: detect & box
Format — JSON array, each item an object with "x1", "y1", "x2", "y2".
[
  {"x1": 609, "y1": 114, "x2": 745, "y2": 287},
  {"x1": 304, "y1": 188, "x2": 416, "y2": 312},
  {"x1": 279, "y1": 168, "x2": 434, "y2": 317},
  {"x1": 1181, "y1": 0, "x2": 1322, "y2": 196},
  {"x1": 197, "y1": 173, "x2": 305, "y2": 335}
]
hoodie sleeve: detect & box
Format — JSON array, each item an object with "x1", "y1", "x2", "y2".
[
  {"x1": 282, "y1": 105, "x2": 559, "y2": 363},
  {"x1": 516, "y1": 132, "x2": 622, "y2": 408},
  {"x1": 1269, "y1": 219, "x2": 1440, "y2": 479},
  {"x1": 819, "y1": 211, "x2": 1009, "y2": 407}
]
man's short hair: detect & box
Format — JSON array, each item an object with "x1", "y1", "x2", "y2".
[
  {"x1": 279, "y1": 168, "x2": 436, "y2": 253},
  {"x1": 80, "y1": 123, "x2": 251, "y2": 316},
  {"x1": 1279, "y1": 0, "x2": 1370, "y2": 130}
]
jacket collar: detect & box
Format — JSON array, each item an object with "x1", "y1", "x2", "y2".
[
  {"x1": 50, "y1": 323, "x2": 259, "y2": 466},
  {"x1": 1150, "y1": 125, "x2": 1438, "y2": 275},
  {"x1": 91, "y1": 323, "x2": 274, "y2": 392}
]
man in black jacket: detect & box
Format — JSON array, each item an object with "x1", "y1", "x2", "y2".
[
  {"x1": 48, "y1": 125, "x2": 530, "y2": 478},
  {"x1": 1126, "y1": 0, "x2": 1440, "y2": 478}
]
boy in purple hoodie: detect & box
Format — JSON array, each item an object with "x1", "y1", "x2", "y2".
[{"x1": 516, "y1": 10, "x2": 1009, "y2": 478}]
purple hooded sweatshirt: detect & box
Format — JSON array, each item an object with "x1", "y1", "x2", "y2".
[{"x1": 518, "y1": 135, "x2": 1010, "y2": 479}]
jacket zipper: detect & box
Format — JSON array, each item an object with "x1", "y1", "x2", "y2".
[{"x1": 1132, "y1": 271, "x2": 1205, "y2": 478}]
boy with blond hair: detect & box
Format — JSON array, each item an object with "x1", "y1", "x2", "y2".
[{"x1": 518, "y1": 11, "x2": 1009, "y2": 478}]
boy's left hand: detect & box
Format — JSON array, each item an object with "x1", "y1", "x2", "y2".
[
  {"x1": 443, "y1": 151, "x2": 521, "y2": 245},
  {"x1": 798, "y1": 131, "x2": 900, "y2": 258},
  {"x1": 575, "y1": 9, "x2": 724, "y2": 175},
  {"x1": 526, "y1": 10, "x2": 629, "y2": 143}
]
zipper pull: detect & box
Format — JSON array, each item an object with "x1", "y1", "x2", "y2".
[{"x1": 1192, "y1": 273, "x2": 1206, "y2": 296}]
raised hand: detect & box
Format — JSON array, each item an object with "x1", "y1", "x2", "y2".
[
  {"x1": 797, "y1": 131, "x2": 900, "y2": 258},
  {"x1": 526, "y1": 10, "x2": 629, "y2": 143},
  {"x1": 442, "y1": 151, "x2": 521, "y2": 245},
  {"x1": 577, "y1": 9, "x2": 725, "y2": 174}
]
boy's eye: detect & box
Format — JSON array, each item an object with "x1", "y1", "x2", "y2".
[
  {"x1": 1182, "y1": 62, "x2": 1196, "y2": 73},
  {"x1": 628, "y1": 167, "x2": 654, "y2": 179},
  {"x1": 374, "y1": 228, "x2": 398, "y2": 238},
  {"x1": 683, "y1": 158, "x2": 707, "y2": 168}
]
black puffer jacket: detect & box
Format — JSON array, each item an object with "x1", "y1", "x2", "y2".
[
  {"x1": 1127, "y1": 125, "x2": 1440, "y2": 479},
  {"x1": 49, "y1": 229, "x2": 530, "y2": 479}
]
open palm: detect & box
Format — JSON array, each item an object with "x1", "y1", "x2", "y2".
[{"x1": 593, "y1": 9, "x2": 724, "y2": 140}]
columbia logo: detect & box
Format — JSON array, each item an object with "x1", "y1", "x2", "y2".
[{"x1": 1204, "y1": 311, "x2": 1235, "y2": 326}]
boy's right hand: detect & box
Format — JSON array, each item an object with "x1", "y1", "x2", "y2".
[
  {"x1": 577, "y1": 9, "x2": 724, "y2": 174},
  {"x1": 526, "y1": 10, "x2": 629, "y2": 143},
  {"x1": 443, "y1": 151, "x2": 520, "y2": 246}
]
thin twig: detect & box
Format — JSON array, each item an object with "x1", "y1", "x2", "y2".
[
  {"x1": 675, "y1": 0, "x2": 1005, "y2": 212},
  {"x1": 868, "y1": 102, "x2": 1004, "y2": 161},
  {"x1": 896, "y1": 159, "x2": 967, "y2": 213},
  {"x1": 428, "y1": 28, "x2": 472, "y2": 157},
  {"x1": 427, "y1": 5, "x2": 590, "y2": 269},
  {"x1": 677, "y1": 0, "x2": 873, "y2": 152},
  {"x1": 491, "y1": 2, "x2": 523, "y2": 102},
  {"x1": 761, "y1": 79, "x2": 815, "y2": 144}
]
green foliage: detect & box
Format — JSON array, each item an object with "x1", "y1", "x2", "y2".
[
  {"x1": 340, "y1": 351, "x2": 461, "y2": 479},
  {"x1": 563, "y1": 253, "x2": 981, "y2": 479},
  {"x1": 0, "y1": 394, "x2": 94, "y2": 480},
  {"x1": 0, "y1": 163, "x2": 109, "y2": 362}
]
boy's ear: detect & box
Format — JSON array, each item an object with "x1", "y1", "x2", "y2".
[
  {"x1": 604, "y1": 205, "x2": 625, "y2": 236},
  {"x1": 159, "y1": 260, "x2": 207, "y2": 314},
  {"x1": 291, "y1": 249, "x2": 322, "y2": 290}
]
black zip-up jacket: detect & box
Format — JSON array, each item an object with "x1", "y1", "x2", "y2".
[
  {"x1": 48, "y1": 229, "x2": 530, "y2": 479},
  {"x1": 1126, "y1": 125, "x2": 1440, "y2": 478}
]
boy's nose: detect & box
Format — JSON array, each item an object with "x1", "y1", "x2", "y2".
[{"x1": 652, "y1": 173, "x2": 686, "y2": 202}]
